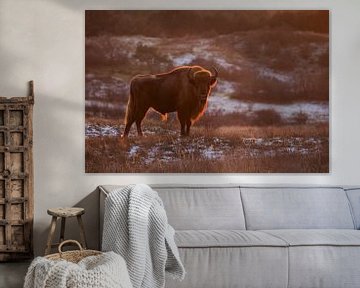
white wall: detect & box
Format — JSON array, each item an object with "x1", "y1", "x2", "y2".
[{"x1": 0, "y1": 0, "x2": 359, "y2": 256}]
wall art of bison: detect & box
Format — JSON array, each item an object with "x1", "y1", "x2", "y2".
[{"x1": 85, "y1": 10, "x2": 329, "y2": 173}]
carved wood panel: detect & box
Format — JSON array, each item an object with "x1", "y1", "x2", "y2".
[{"x1": 0, "y1": 81, "x2": 34, "y2": 261}]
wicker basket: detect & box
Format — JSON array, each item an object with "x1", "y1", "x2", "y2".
[{"x1": 45, "y1": 240, "x2": 102, "y2": 263}]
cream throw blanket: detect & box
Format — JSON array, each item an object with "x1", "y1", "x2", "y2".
[
  {"x1": 24, "y1": 251, "x2": 132, "y2": 288},
  {"x1": 102, "y1": 184, "x2": 185, "y2": 288}
]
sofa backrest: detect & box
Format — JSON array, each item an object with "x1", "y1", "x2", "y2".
[
  {"x1": 240, "y1": 187, "x2": 355, "y2": 230},
  {"x1": 345, "y1": 188, "x2": 360, "y2": 229},
  {"x1": 153, "y1": 185, "x2": 246, "y2": 230},
  {"x1": 100, "y1": 185, "x2": 358, "y2": 232}
]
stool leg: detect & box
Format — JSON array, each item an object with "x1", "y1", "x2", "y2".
[
  {"x1": 45, "y1": 216, "x2": 57, "y2": 255},
  {"x1": 77, "y1": 215, "x2": 87, "y2": 249},
  {"x1": 60, "y1": 217, "x2": 66, "y2": 243}
]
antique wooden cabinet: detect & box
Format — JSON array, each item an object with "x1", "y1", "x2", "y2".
[{"x1": 0, "y1": 81, "x2": 34, "y2": 261}]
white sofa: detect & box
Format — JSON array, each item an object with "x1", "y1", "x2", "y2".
[{"x1": 99, "y1": 185, "x2": 360, "y2": 288}]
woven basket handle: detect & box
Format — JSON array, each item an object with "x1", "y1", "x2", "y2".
[{"x1": 58, "y1": 240, "x2": 83, "y2": 255}]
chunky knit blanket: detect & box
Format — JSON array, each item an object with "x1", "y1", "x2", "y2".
[
  {"x1": 102, "y1": 184, "x2": 185, "y2": 288},
  {"x1": 24, "y1": 251, "x2": 132, "y2": 288}
]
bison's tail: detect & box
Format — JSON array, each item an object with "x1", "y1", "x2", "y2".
[{"x1": 125, "y1": 81, "x2": 136, "y2": 125}]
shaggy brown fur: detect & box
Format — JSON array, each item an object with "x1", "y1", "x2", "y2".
[{"x1": 123, "y1": 65, "x2": 218, "y2": 137}]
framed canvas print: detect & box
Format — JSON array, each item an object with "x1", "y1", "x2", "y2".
[{"x1": 85, "y1": 10, "x2": 329, "y2": 173}]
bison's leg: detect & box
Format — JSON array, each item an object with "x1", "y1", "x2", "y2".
[
  {"x1": 135, "y1": 108, "x2": 149, "y2": 136},
  {"x1": 177, "y1": 112, "x2": 187, "y2": 136},
  {"x1": 179, "y1": 118, "x2": 186, "y2": 136},
  {"x1": 186, "y1": 120, "x2": 192, "y2": 136},
  {"x1": 123, "y1": 99, "x2": 136, "y2": 137},
  {"x1": 123, "y1": 120, "x2": 135, "y2": 137},
  {"x1": 180, "y1": 123, "x2": 186, "y2": 136},
  {"x1": 136, "y1": 120, "x2": 143, "y2": 136}
]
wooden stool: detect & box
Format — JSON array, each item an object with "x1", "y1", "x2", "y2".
[{"x1": 45, "y1": 207, "x2": 87, "y2": 255}]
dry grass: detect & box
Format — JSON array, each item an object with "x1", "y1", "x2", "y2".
[{"x1": 85, "y1": 120, "x2": 328, "y2": 173}]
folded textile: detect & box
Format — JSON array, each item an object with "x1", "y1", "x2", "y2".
[{"x1": 102, "y1": 184, "x2": 185, "y2": 288}]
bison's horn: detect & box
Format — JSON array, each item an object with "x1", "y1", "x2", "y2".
[{"x1": 211, "y1": 66, "x2": 218, "y2": 79}]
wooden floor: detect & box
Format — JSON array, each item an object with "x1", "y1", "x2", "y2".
[{"x1": 0, "y1": 261, "x2": 30, "y2": 288}]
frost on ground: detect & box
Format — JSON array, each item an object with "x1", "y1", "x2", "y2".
[
  {"x1": 128, "y1": 145, "x2": 140, "y2": 157},
  {"x1": 208, "y1": 80, "x2": 328, "y2": 122},
  {"x1": 127, "y1": 136, "x2": 230, "y2": 164},
  {"x1": 125, "y1": 134, "x2": 324, "y2": 164},
  {"x1": 85, "y1": 100, "x2": 123, "y2": 111},
  {"x1": 258, "y1": 67, "x2": 293, "y2": 83},
  {"x1": 86, "y1": 122, "x2": 326, "y2": 166},
  {"x1": 85, "y1": 124, "x2": 120, "y2": 137},
  {"x1": 242, "y1": 136, "x2": 324, "y2": 158},
  {"x1": 86, "y1": 74, "x2": 128, "y2": 100},
  {"x1": 249, "y1": 102, "x2": 328, "y2": 122},
  {"x1": 171, "y1": 53, "x2": 196, "y2": 66},
  {"x1": 85, "y1": 123, "x2": 178, "y2": 138}
]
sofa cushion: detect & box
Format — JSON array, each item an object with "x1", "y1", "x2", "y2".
[
  {"x1": 241, "y1": 187, "x2": 355, "y2": 230},
  {"x1": 262, "y1": 229, "x2": 360, "y2": 246},
  {"x1": 165, "y1": 246, "x2": 288, "y2": 288},
  {"x1": 287, "y1": 246, "x2": 360, "y2": 288},
  {"x1": 261, "y1": 230, "x2": 360, "y2": 288},
  {"x1": 100, "y1": 185, "x2": 246, "y2": 230},
  {"x1": 175, "y1": 230, "x2": 287, "y2": 248},
  {"x1": 154, "y1": 186, "x2": 246, "y2": 230}
]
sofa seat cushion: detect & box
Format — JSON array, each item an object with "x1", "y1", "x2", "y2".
[
  {"x1": 260, "y1": 230, "x2": 360, "y2": 288},
  {"x1": 166, "y1": 246, "x2": 289, "y2": 288},
  {"x1": 262, "y1": 229, "x2": 360, "y2": 246},
  {"x1": 175, "y1": 230, "x2": 288, "y2": 248}
]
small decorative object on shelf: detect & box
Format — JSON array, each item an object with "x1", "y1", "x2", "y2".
[
  {"x1": 0, "y1": 81, "x2": 34, "y2": 261},
  {"x1": 45, "y1": 207, "x2": 87, "y2": 255}
]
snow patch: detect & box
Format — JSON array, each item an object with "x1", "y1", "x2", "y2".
[
  {"x1": 171, "y1": 53, "x2": 196, "y2": 66},
  {"x1": 252, "y1": 102, "x2": 328, "y2": 121},
  {"x1": 86, "y1": 100, "x2": 123, "y2": 110},
  {"x1": 214, "y1": 81, "x2": 236, "y2": 95},
  {"x1": 215, "y1": 58, "x2": 240, "y2": 70},
  {"x1": 258, "y1": 67, "x2": 293, "y2": 83},
  {"x1": 242, "y1": 136, "x2": 324, "y2": 157},
  {"x1": 207, "y1": 93, "x2": 328, "y2": 122},
  {"x1": 128, "y1": 145, "x2": 140, "y2": 157},
  {"x1": 86, "y1": 76, "x2": 128, "y2": 99},
  {"x1": 125, "y1": 135, "x2": 230, "y2": 164},
  {"x1": 207, "y1": 95, "x2": 246, "y2": 114},
  {"x1": 202, "y1": 146, "x2": 223, "y2": 159},
  {"x1": 85, "y1": 124, "x2": 119, "y2": 137},
  {"x1": 116, "y1": 35, "x2": 162, "y2": 47}
]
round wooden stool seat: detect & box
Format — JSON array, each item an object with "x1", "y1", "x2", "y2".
[
  {"x1": 45, "y1": 207, "x2": 87, "y2": 255},
  {"x1": 47, "y1": 207, "x2": 85, "y2": 218}
]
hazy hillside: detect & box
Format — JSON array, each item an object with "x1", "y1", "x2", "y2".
[{"x1": 86, "y1": 29, "x2": 329, "y2": 123}]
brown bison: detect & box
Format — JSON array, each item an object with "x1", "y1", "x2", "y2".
[{"x1": 122, "y1": 65, "x2": 218, "y2": 137}]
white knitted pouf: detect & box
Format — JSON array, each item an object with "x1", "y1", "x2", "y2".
[{"x1": 24, "y1": 251, "x2": 133, "y2": 288}]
